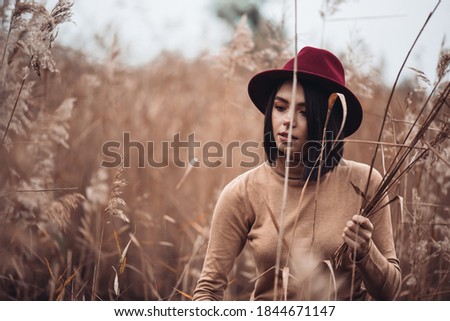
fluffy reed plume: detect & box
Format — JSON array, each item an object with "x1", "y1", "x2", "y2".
[
  {"x1": 216, "y1": 14, "x2": 256, "y2": 79},
  {"x1": 436, "y1": 41, "x2": 450, "y2": 80},
  {"x1": 1, "y1": 2, "x2": 45, "y2": 68},
  {"x1": 2, "y1": 96, "x2": 81, "y2": 229},
  {"x1": 4, "y1": 0, "x2": 73, "y2": 76},
  {"x1": 92, "y1": 166, "x2": 131, "y2": 299},
  {"x1": 1, "y1": 0, "x2": 72, "y2": 147},
  {"x1": 342, "y1": 30, "x2": 377, "y2": 100},
  {"x1": 105, "y1": 167, "x2": 129, "y2": 224},
  {"x1": 0, "y1": 65, "x2": 34, "y2": 147},
  {"x1": 43, "y1": 193, "x2": 85, "y2": 233}
]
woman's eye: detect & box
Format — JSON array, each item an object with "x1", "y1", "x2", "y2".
[
  {"x1": 274, "y1": 105, "x2": 286, "y2": 112},
  {"x1": 299, "y1": 110, "x2": 307, "y2": 116}
]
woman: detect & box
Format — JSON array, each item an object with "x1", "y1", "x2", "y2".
[{"x1": 193, "y1": 46, "x2": 401, "y2": 301}]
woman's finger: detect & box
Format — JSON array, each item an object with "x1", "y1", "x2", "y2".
[
  {"x1": 344, "y1": 227, "x2": 372, "y2": 242},
  {"x1": 342, "y1": 233, "x2": 363, "y2": 252},
  {"x1": 345, "y1": 221, "x2": 372, "y2": 241},
  {"x1": 351, "y1": 215, "x2": 374, "y2": 232},
  {"x1": 342, "y1": 232, "x2": 371, "y2": 259}
]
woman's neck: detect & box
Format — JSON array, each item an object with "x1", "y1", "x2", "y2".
[{"x1": 273, "y1": 156, "x2": 305, "y2": 179}]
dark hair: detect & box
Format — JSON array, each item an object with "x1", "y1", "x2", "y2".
[{"x1": 263, "y1": 79, "x2": 345, "y2": 181}]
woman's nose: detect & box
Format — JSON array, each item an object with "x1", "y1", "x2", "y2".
[{"x1": 283, "y1": 117, "x2": 296, "y2": 128}]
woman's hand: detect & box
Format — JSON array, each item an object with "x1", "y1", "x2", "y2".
[{"x1": 342, "y1": 214, "x2": 374, "y2": 260}]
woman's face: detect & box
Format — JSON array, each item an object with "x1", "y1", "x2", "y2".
[{"x1": 271, "y1": 80, "x2": 308, "y2": 160}]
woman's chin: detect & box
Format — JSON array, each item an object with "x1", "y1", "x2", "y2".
[{"x1": 276, "y1": 150, "x2": 305, "y2": 162}]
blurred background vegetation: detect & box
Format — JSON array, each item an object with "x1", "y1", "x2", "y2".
[{"x1": 0, "y1": 0, "x2": 449, "y2": 300}]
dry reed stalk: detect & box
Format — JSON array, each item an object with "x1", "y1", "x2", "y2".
[
  {"x1": 168, "y1": 233, "x2": 204, "y2": 301},
  {"x1": 105, "y1": 167, "x2": 129, "y2": 223},
  {"x1": 1, "y1": 66, "x2": 28, "y2": 146},
  {"x1": 174, "y1": 289, "x2": 193, "y2": 300},
  {"x1": 92, "y1": 166, "x2": 129, "y2": 300},
  {"x1": 323, "y1": 260, "x2": 338, "y2": 300},
  {"x1": 273, "y1": 0, "x2": 362, "y2": 300},
  {"x1": 91, "y1": 215, "x2": 105, "y2": 301},
  {"x1": 0, "y1": 186, "x2": 79, "y2": 199},
  {"x1": 175, "y1": 158, "x2": 199, "y2": 190},
  {"x1": 273, "y1": 0, "x2": 298, "y2": 301},
  {"x1": 44, "y1": 256, "x2": 80, "y2": 301},
  {"x1": 311, "y1": 93, "x2": 348, "y2": 246},
  {"x1": 271, "y1": 68, "x2": 350, "y2": 300},
  {"x1": 271, "y1": 92, "x2": 347, "y2": 301}
]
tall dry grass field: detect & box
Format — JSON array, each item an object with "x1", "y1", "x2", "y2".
[{"x1": 0, "y1": 1, "x2": 449, "y2": 300}]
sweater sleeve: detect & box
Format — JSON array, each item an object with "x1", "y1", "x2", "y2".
[
  {"x1": 193, "y1": 177, "x2": 252, "y2": 301},
  {"x1": 353, "y1": 169, "x2": 402, "y2": 300}
]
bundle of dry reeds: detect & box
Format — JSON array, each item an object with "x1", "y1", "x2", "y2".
[{"x1": 332, "y1": 0, "x2": 449, "y2": 270}]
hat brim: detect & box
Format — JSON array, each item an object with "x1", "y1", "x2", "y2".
[{"x1": 248, "y1": 69, "x2": 363, "y2": 137}]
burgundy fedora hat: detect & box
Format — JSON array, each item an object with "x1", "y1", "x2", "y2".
[{"x1": 248, "y1": 46, "x2": 363, "y2": 137}]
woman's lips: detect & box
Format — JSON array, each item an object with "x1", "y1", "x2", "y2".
[{"x1": 278, "y1": 131, "x2": 298, "y2": 142}]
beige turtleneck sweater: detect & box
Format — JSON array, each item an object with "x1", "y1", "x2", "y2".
[{"x1": 193, "y1": 159, "x2": 401, "y2": 301}]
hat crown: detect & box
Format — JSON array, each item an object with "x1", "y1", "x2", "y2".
[{"x1": 282, "y1": 46, "x2": 346, "y2": 86}]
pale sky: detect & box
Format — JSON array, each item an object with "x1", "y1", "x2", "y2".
[{"x1": 53, "y1": 0, "x2": 449, "y2": 84}]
